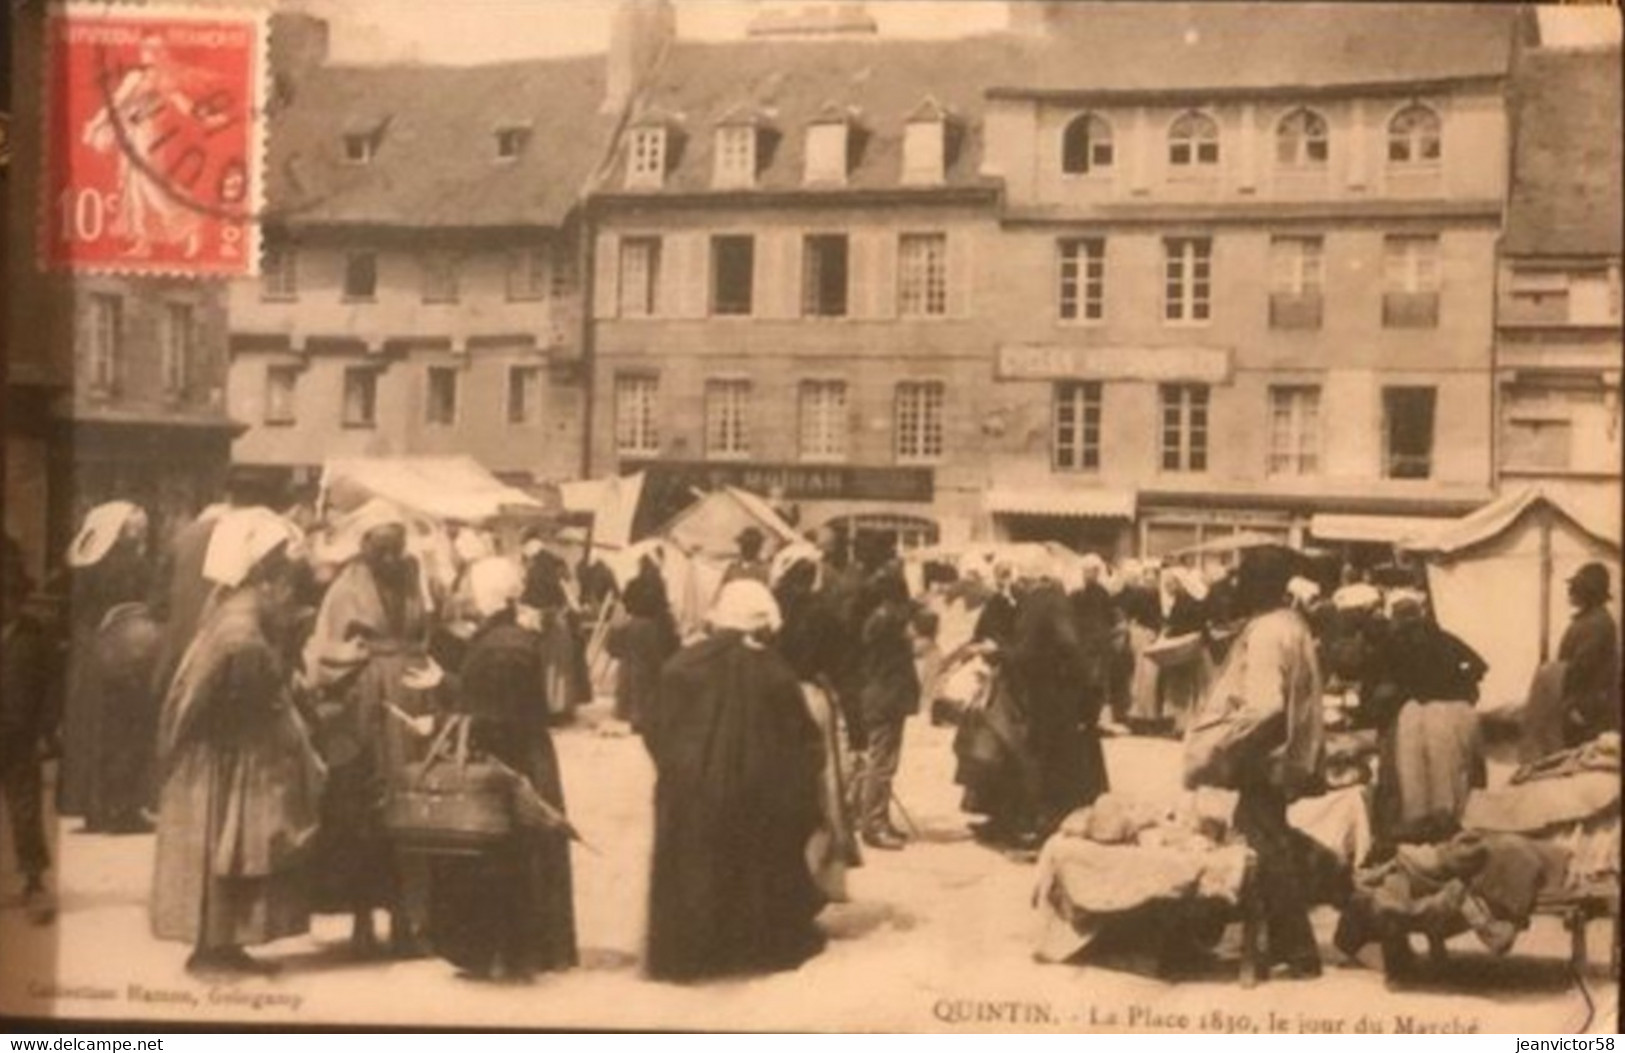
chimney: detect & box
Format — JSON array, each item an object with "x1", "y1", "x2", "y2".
[
  {"x1": 747, "y1": 3, "x2": 878, "y2": 38},
  {"x1": 603, "y1": 0, "x2": 675, "y2": 116},
  {"x1": 269, "y1": 12, "x2": 329, "y2": 107}
]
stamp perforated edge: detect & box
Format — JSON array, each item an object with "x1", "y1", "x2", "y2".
[{"x1": 39, "y1": 0, "x2": 269, "y2": 280}]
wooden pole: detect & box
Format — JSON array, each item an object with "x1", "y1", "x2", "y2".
[{"x1": 1539, "y1": 511, "x2": 1554, "y2": 664}]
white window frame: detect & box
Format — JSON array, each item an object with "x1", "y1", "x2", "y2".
[
  {"x1": 161, "y1": 302, "x2": 194, "y2": 397},
  {"x1": 704, "y1": 378, "x2": 752, "y2": 461},
  {"x1": 264, "y1": 364, "x2": 298, "y2": 426},
  {"x1": 714, "y1": 125, "x2": 757, "y2": 188},
  {"x1": 1159, "y1": 384, "x2": 1210, "y2": 473},
  {"x1": 1058, "y1": 237, "x2": 1105, "y2": 323},
  {"x1": 802, "y1": 234, "x2": 850, "y2": 319},
  {"x1": 898, "y1": 233, "x2": 948, "y2": 318},
  {"x1": 1387, "y1": 104, "x2": 1442, "y2": 166},
  {"x1": 87, "y1": 293, "x2": 121, "y2": 393},
  {"x1": 495, "y1": 126, "x2": 530, "y2": 162},
  {"x1": 1275, "y1": 108, "x2": 1329, "y2": 168},
  {"x1": 342, "y1": 367, "x2": 378, "y2": 429},
  {"x1": 614, "y1": 374, "x2": 660, "y2": 457},
  {"x1": 420, "y1": 252, "x2": 461, "y2": 305},
  {"x1": 1162, "y1": 237, "x2": 1213, "y2": 325},
  {"x1": 1053, "y1": 382, "x2": 1102, "y2": 472},
  {"x1": 1267, "y1": 385, "x2": 1321, "y2": 476},
  {"x1": 895, "y1": 381, "x2": 946, "y2": 464},
  {"x1": 628, "y1": 126, "x2": 667, "y2": 187},
  {"x1": 261, "y1": 245, "x2": 298, "y2": 301},
  {"x1": 343, "y1": 132, "x2": 377, "y2": 165},
  {"x1": 618, "y1": 236, "x2": 662, "y2": 318},
  {"x1": 1061, "y1": 113, "x2": 1114, "y2": 175},
  {"x1": 798, "y1": 380, "x2": 849, "y2": 463},
  {"x1": 1168, "y1": 111, "x2": 1220, "y2": 169}
]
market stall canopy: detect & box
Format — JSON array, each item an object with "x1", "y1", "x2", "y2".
[
  {"x1": 1403, "y1": 487, "x2": 1622, "y2": 712},
  {"x1": 1403, "y1": 486, "x2": 1622, "y2": 557},
  {"x1": 1309, "y1": 513, "x2": 1451, "y2": 548},
  {"x1": 560, "y1": 472, "x2": 645, "y2": 552},
  {"x1": 1165, "y1": 531, "x2": 1287, "y2": 560},
  {"x1": 658, "y1": 486, "x2": 802, "y2": 562},
  {"x1": 320, "y1": 457, "x2": 550, "y2": 523},
  {"x1": 984, "y1": 487, "x2": 1136, "y2": 520}
]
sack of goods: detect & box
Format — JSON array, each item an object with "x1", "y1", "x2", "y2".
[{"x1": 385, "y1": 715, "x2": 513, "y2": 855}]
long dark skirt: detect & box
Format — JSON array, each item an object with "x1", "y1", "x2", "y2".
[
  {"x1": 427, "y1": 730, "x2": 578, "y2": 977},
  {"x1": 426, "y1": 830, "x2": 577, "y2": 977}
]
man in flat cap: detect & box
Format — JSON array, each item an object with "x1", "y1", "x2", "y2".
[{"x1": 1558, "y1": 562, "x2": 1620, "y2": 747}]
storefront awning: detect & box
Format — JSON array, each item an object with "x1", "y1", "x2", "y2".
[
  {"x1": 985, "y1": 487, "x2": 1136, "y2": 520},
  {"x1": 1308, "y1": 513, "x2": 1447, "y2": 546}
]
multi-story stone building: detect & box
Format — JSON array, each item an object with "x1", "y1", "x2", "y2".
[
  {"x1": 587, "y1": 12, "x2": 1024, "y2": 547},
  {"x1": 1496, "y1": 45, "x2": 1622, "y2": 535},
  {"x1": 971, "y1": 3, "x2": 1524, "y2": 558},
  {"x1": 226, "y1": 16, "x2": 616, "y2": 491}
]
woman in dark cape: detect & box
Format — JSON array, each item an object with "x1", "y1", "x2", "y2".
[
  {"x1": 608, "y1": 554, "x2": 680, "y2": 733},
  {"x1": 60, "y1": 502, "x2": 160, "y2": 833},
  {"x1": 642, "y1": 580, "x2": 826, "y2": 982},
  {"x1": 1009, "y1": 582, "x2": 1109, "y2": 831},
  {"x1": 426, "y1": 559, "x2": 578, "y2": 981}
]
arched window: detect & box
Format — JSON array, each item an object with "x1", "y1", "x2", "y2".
[
  {"x1": 1276, "y1": 108, "x2": 1329, "y2": 166},
  {"x1": 1387, "y1": 104, "x2": 1441, "y2": 164},
  {"x1": 1061, "y1": 113, "x2": 1114, "y2": 174},
  {"x1": 1168, "y1": 111, "x2": 1219, "y2": 167}
]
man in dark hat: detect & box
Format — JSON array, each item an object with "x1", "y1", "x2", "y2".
[
  {"x1": 723, "y1": 526, "x2": 770, "y2": 587},
  {"x1": 1558, "y1": 561, "x2": 1620, "y2": 746}
]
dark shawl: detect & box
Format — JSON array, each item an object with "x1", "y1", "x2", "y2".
[{"x1": 644, "y1": 634, "x2": 825, "y2": 981}]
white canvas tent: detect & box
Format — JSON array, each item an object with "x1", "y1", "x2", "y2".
[
  {"x1": 594, "y1": 487, "x2": 802, "y2": 642},
  {"x1": 320, "y1": 456, "x2": 549, "y2": 523},
  {"x1": 1403, "y1": 487, "x2": 1622, "y2": 710}
]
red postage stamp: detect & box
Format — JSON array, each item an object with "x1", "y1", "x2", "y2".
[{"x1": 42, "y1": 3, "x2": 266, "y2": 276}]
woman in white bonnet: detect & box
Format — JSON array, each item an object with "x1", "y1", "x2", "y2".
[
  {"x1": 423, "y1": 556, "x2": 578, "y2": 981},
  {"x1": 151, "y1": 509, "x2": 321, "y2": 976},
  {"x1": 643, "y1": 580, "x2": 827, "y2": 981},
  {"x1": 60, "y1": 501, "x2": 160, "y2": 833}
]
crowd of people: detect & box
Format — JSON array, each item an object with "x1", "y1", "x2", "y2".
[{"x1": 0, "y1": 489, "x2": 1619, "y2": 989}]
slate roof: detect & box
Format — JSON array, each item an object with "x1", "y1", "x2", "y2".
[
  {"x1": 993, "y1": 2, "x2": 1521, "y2": 96},
  {"x1": 1503, "y1": 47, "x2": 1624, "y2": 257},
  {"x1": 266, "y1": 56, "x2": 617, "y2": 229}
]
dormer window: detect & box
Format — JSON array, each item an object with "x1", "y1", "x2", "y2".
[
  {"x1": 1276, "y1": 108, "x2": 1328, "y2": 167},
  {"x1": 344, "y1": 130, "x2": 379, "y2": 165},
  {"x1": 1168, "y1": 111, "x2": 1219, "y2": 168},
  {"x1": 628, "y1": 125, "x2": 667, "y2": 188},
  {"x1": 903, "y1": 98, "x2": 951, "y2": 186},
  {"x1": 1387, "y1": 104, "x2": 1441, "y2": 165},
  {"x1": 495, "y1": 125, "x2": 531, "y2": 161},
  {"x1": 1061, "y1": 113, "x2": 1113, "y2": 175},
  {"x1": 805, "y1": 108, "x2": 851, "y2": 185},
  {"x1": 714, "y1": 125, "x2": 758, "y2": 189}
]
